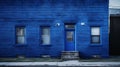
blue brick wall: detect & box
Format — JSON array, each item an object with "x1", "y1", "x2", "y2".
[{"x1": 0, "y1": 0, "x2": 109, "y2": 58}]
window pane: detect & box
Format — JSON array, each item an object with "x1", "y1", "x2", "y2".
[
  {"x1": 65, "y1": 24, "x2": 75, "y2": 29},
  {"x1": 17, "y1": 36, "x2": 25, "y2": 44},
  {"x1": 66, "y1": 31, "x2": 73, "y2": 41},
  {"x1": 41, "y1": 27, "x2": 50, "y2": 45},
  {"x1": 92, "y1": 36, "x2": 100, "y2": 43},
  {"x1": 42, "y1": 35, "x2": 50, "y2": 44},
  {"x1": 16, "y1": 27, "x2": 24, "y2": 36},
  {"x1": 91, "y1": 27, "x2": 100, "y2": 35},
  {"x1": 42, "y1": 27, "x2": 50, "y2": 35}
]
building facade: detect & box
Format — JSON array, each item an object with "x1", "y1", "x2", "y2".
[
  {"x1": 0, "y1": 0, "x2": 109, "y2": 58},
  {"x1": 110, "y1": 8, "x2": 120, "y2": 55}
]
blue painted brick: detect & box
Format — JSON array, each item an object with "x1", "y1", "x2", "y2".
[{"x1": 0, "y1": 0, "x2": 109, "y2": 58}]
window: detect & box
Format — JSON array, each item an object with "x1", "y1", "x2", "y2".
[
  {"x1": 41, "y1": 27, "x2": 50, "y2": 45},
  {"x1": 66, "y1": 31, "x2": 74, "y2": 42},
  {"x1": 65, "y1": 24, "x2": 75, "y2": 29},
  {"x1": 91, "y1": 27, "x2": 100, "y2": 44},
  {"x1": 16, "y1": 27, "x2": 25, "y2": 44}
]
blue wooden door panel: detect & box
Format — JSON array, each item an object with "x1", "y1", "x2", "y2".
[{"x1": 65, "y1": 30, "x2": 75, "y2": 51}]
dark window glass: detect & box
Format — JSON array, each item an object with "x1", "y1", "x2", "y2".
[
  {"x1": 66, "y1": 31, "x2": 74, "y2": 41},
  {"x1": 65, "y1": 24, "x2": 75, "y2": 29},
  {"x1": 91, "y1": 35, "x2": 100, "y2": 43}
]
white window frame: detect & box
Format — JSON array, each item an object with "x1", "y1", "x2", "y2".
[
  {"x1": 91, "y1": 27, "x2": 100, "y2": 44},
  {"x1": 41, "y1": 26, "x2": 50, "y2": 45},
  {"x1": 16, "y1": 27, "x2": 25, "y2": 44}
]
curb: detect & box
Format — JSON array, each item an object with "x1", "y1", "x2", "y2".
[{"x1": 0, "y1": 61, "x2": 120, "y2": 66}]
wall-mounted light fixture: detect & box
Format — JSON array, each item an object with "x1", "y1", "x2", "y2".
[
  {"x1": 81, "y1": 22, "x2": 85, "y2": 26},
  {"x1": 55, "y1": 23, "x2": 60, "y2": 26}
]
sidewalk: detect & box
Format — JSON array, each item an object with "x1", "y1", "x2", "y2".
[{"x1": 0, "y1": 60, "x2": 120, "y2": 67}]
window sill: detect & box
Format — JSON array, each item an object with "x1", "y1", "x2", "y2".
[
  {"x1": 15, "y1": 44, "x2": 27, "y2": 47},
  {"x1": 90, "y1": 44, "x2": 102, "y2": 47},
  {"x1": 40, "y1": 44, "x2": 51, "y2": 46}
]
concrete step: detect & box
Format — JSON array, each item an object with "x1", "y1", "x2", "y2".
[{"x1": 61, "y1": 51, "x2": 79, "y2": 60}]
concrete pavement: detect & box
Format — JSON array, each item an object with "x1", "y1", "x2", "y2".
[{"x1": 0, "y1": 60, "x2": 120, "y2": 67}]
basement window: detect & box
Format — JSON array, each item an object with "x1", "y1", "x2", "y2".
[{"x1": 91, "y1": 27, "x2": 100, "y2": 44}]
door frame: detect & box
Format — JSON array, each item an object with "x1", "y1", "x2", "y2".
[{"x1": 64, "y1": 23, "x2": 76, "y2": 51}]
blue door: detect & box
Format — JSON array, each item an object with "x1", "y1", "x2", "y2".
[{"x1": 65, "y1": 30, "x2": 75, "y2": 51}]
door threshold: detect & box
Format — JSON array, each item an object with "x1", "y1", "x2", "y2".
[{"x1": 62, "y1": 51, "x2": 79, "y2": 52}]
